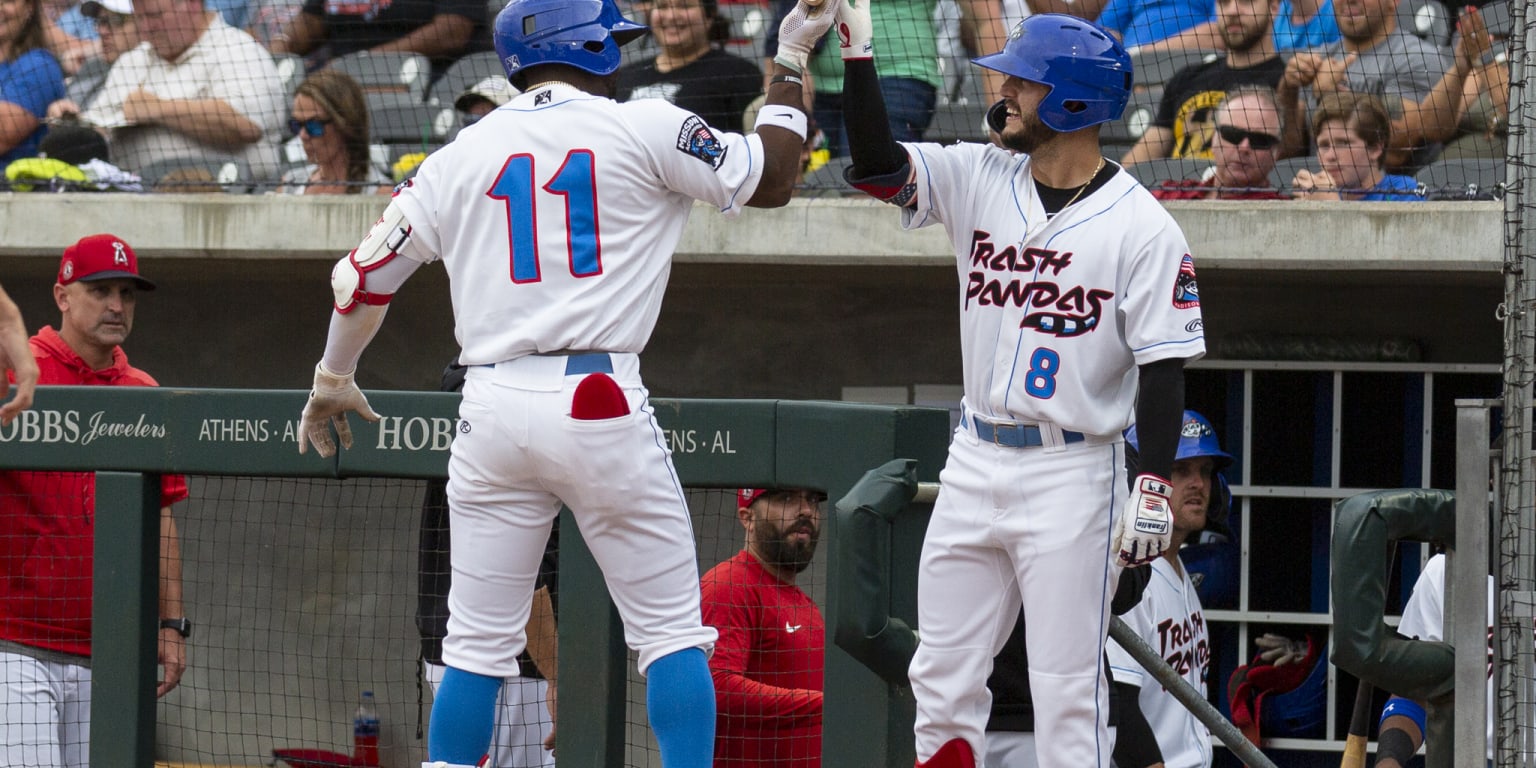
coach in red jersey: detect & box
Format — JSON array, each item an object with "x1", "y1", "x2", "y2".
[
  {"x1": 701, "y1": 487, "x2": 827, "y2": 768},
  {"x1": 0, "y1": 234, "x2": 189, "y2": 768}
]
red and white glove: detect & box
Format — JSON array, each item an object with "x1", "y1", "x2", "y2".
[
  {"x1": 774, "y1": 0, "x2": 841, "y2": 74},
  {"x1": 836, "y1": 0, "x2": 873, "y2": 61},
  {"x1": 1112, "y1": 473, "x2": 1172, "y2": 566},
  {"x1": 298, "y1": 363, "x2": 381, "y2": 457}
]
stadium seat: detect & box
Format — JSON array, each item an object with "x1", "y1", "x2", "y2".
[
  {"x1": 327, "y1": 51, "x2": 432, "y2": 101},
  {"x1": 428, "y1": 51, "x2": 507, "y2": 107},
  {"x1": 1482, "y1": 0, "x2": 1512, "y2": 39},
  {"x1": 273, "y1": 53, "x2": 306, "y2": 101},
  {"x1": 926, "y1": 101, "x2": 989, "y2": 145},
  {"x1": 1129, "y1": 48, "x2": 1219, "y2": 90},
  {"x1": 1128, "y1": 156, "x2": 1213, "y2": 188},
  {"x1": 1268, "y1": 155, "x2": 1315, "y2": 192},
  {"x1": 368, "y1": 94, "x2": 458, "y2": 145},
  {"x1": 138, "y1": 155, "x2": 252, "y2": 194},
  {"x1": 1417, "y1": 156, "x2": 1506, "y2": 199},
  {"x1": 800, "y1": 156, "x2": 855, "y2": 196},
  {"x1": 719, "y1": 1, "x2": 772, "y2": 64},
  {"x1": 1101, "y1": 88, "x2": 1161, "y2": 150}
]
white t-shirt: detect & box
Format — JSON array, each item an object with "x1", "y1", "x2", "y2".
[
  {"x1": 81, "y1": 16, "x2": 284, "y2": 180},
  {"x1": 1397, "y1": 553, "x2": 1496, "y2": 756},
  {"x1": 898, "y1": 142, "x2": 1206, "y2": 436},
  {"x1": 1107, "y1": 556, "x2": 1213, "y2": 768},
  {"x1": 391, "y1": 85, "x2": 766, "y2": 366}
]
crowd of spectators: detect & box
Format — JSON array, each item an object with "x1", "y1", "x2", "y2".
[{"x1": 0, "y1": 0, "x2": 1514, "y2": 197}]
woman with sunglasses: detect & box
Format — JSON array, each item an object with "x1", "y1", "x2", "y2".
[
  {"x1": 0, "y1": 0, "x2": 65, "y2": 165},
  {"x1": 1292, "y1": 92, "x2": 1424, "y2": 202},
  {"x1": 276, "y1": 68, "x2": 390, "y2": 195}
]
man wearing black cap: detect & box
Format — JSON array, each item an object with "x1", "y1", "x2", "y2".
[{"x1": 0, "y1": 234, "x2": 188, "y2": 768}]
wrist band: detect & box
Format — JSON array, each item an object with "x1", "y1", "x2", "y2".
[
  {"x1": 753, "y1": 103, "x2": 808, "y2": 141},
  {"x1": 769, "y1": 73, "x2": 804, "y2": 88},
  {"x1": 772, "y1": 54, "x2": 804, "y2": 75}
]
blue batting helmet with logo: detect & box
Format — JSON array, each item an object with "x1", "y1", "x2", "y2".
[
  {"x1": 1125, "y1": 410, "x2": 1232, "y2": 469},
  {"x1": 971, "y1": 13, "x2": 1133, "y2": 133},
  {"x1": 493, "y1": 0, "x2": 647, "y2": 83}
]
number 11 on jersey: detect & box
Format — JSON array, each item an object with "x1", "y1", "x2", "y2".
[{"x1": 488, "y1": 149, "x2": 603, "y2": 284}]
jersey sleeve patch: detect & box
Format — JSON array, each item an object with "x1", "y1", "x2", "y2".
[
  {"x1": 676, "y1": 115, "x2": 728, "y2": 169},
  {"x1": 1172, "y1": 254, "x2": 1200, "y2": 309}
]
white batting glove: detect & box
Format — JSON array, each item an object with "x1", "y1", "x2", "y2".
[
  {"x1": 775, "y1": 0, "x2": 841, "y2": 74},
  {"x1": 298, "y1": 363, "x2": 381, "y2": 457},
  {"x1": 835, "y1": 0, "x2": 872, "y2": 60},
  {"x1": 1112, "y1": 473, "x2": 1173, "y2": 566}
]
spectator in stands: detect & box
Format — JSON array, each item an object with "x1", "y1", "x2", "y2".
[
  {"x1": 1095, "y1": 0, "x2": 1219, "y2": 52},
  {"x1": 72, "y1": 0, "x2": 284, "y2": 180},
  {"x1": 40, "y1": 0, "x2": 96, "y2": 73},
  {"x1": 1151, "y1": 85, "x2": 1288, "y2": 199},
  {"x1": 1, "y1": 0, "x2": 66, "y2": 164},
  {"x1": 276, "y1": 69, "x2": 390, "y2": 194},
  {"x1": 1274, "y1": 0, "x2": 1340, "y2": 51},
  {"x1": 1121, "y1": 0, "x2": 1285, "y2": 166},
  {"x1": 1275, "y1": 0, "x2": 1455, "y2": 172},
  {"x1": 454, "y1": 75, "x2": 514, "y2": 126},
  {"x1": 1292, "y1": 91, "x2": 1423, "y2": 200},
  {"x1": 701, "y1": 487, "x2": 826, "y2": 768},
  {"x1": 1437, "y1": 4, "x2": 1505, "y2": 159},
  {"x1": 616, "y1": 0, "x2": 761, "y2": 134},
  {"x1": 0, "y1": 234, "x2": 189, "y2": 768},
  {"x1": 268, "y1": 0, "x2": 490, "y2": 78},
  {"x1": 785, "y1": 0, "x2": 1005, "y2": 157},
  {"x1": 47, "y1": 0, "x2": 137, "y2": 117},
  {"x1": 0, "y1": 281, "x2": 37, "y2": 425}
]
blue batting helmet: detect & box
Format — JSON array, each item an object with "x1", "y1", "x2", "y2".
[
  {"x1": 971, "y1": 14, "x2": 1132, "y2": 133},
  {"x1": 1126, "y1": 410, "x2": 1232, "y2": 469},
  {"x1": 493, "y1": 0, "x2": 647, "y2": 82}
]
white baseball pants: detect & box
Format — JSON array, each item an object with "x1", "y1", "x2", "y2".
[{"x1": 0, "y1": 651, "x2": 91, "y2": 768}]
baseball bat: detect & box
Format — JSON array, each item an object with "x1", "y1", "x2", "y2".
[
  {"x1": 1108, "y1": 617, "x2": 1280, "y2": 768},
  {"x1": 1340, "y1": 678, "x2": 1375, "y2": 768}
]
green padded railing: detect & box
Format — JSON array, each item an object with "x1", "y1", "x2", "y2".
[{"x1": 0, "y1": 386, "x2": 950, "y2": 768}]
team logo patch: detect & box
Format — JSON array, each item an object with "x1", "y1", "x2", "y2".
[
  {"x1": 535, "y1": 89, "x2": 553, "y2": 106},
  {"x1": 1172, "y1": 254, "x2": 1200, "y2": 309},
  {"x1": 1181, "y1": 415, "x2": 1216, "y2": 438},
  {"x1": 676, "y1": 116, "x2": 727, "y2": 169},
  {"x1": 112, "y1": 241, "x2": 128, "y2": 266}
]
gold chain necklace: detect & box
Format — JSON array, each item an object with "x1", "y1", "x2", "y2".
[{"x1": 1056, "y1": 155, "x2": 1107, "y2": 213}]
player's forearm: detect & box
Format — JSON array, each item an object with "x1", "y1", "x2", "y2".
[
  {"x1": 1375, "y1": 711, "x2": 1424, "y2": 767},
  {"x1": 1111, "y1": 685, "x2": 1164, "y2": 768},
  {"x1": 710, "y1": 669, "x2": 823, "y2": 721},
  {"x1": 1131, "y1": 359, "x2": 1186, "y2": 480},
  {"x1": 842, "y1": 59, "x2": 906, "y2": 178},
  {"x1": 321, "y1": 303, "x2": 389, "y2": 374},
  {"x1": 158, "y1": 505, "x2": 185, "y2": 619}
]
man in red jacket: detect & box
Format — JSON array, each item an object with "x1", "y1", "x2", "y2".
[
  {"x1": 701, "y1": 487, "x2": 827, "y2": 768},
  {"x1": 0, "y1": 234, "x2": 189, "y2": 768}
]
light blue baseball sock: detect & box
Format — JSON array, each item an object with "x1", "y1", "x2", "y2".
[
  {"x1": 645, "y1": 648, "x2": 715, "y2": 768},
  {"x1": 428, "y1": 665, "x2": 502, "y2": 764}
]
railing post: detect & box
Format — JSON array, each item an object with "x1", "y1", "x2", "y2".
[{"x1": 91, "y1": 471, "x2": 160, "y2": 768}]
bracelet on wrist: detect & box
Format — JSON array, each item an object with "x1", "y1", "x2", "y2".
[{"x1": 769, "y1": 73, "x2": 803, "y2": 88}]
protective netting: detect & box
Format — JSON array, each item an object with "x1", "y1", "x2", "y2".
[{"x1": 2, "y1": 0, "x2": 1510, "y2": 197}]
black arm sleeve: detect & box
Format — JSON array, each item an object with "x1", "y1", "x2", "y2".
[
  {"x1": 1131, "y1": 357, "x2": 1186, "y2": 481},
  {"x1": 1112, "y1": 682, "x2": 1165, "y2": 768},
  {"x1": 1111, "y1": 563, "x2": 1152, "y2": 615},
  {"x1": 842, "y1": 59, "x2": 907, "y2": 177}
]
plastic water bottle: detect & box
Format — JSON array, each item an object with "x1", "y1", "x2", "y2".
[{"x1": 352, "y1": 690, "x2": 380, "y2": 767}]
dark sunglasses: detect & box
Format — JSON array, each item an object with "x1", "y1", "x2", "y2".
[
  {"x1": 288, "y1": 117, "x2": 332, "y2": 138},
  {"x1": 1215, "y1": 124, "x2": 1281, "y2": 150}
]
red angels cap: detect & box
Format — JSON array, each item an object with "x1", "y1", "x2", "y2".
[
  {"x1": 738, "y1": 488, "x2": 768, "y2": 508},
  {"x1": 58, "y1": 234, "x2": 156, "y2": 291}
]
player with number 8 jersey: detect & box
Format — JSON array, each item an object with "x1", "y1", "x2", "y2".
[
  {"x1": 293, "y1": 2, "x2": 820, "y2": 767},
  {"x1": 835, "y1": 5, "x2": 1206, "y2": 767}
]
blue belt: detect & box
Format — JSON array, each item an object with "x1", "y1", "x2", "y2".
[
  {"x1": 967, "y1": 414, "x2": 1085, "y2": 448},
  {"x1": 561, "y1": 352, "x2": 613, "y2": 375}
]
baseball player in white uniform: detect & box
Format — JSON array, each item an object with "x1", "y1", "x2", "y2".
[
  {"x1": 293, "y1": 1, "x2": 821, "y2": 766},
  {"x1": 832, "y1": 4, "x2": 1206, "y2": 766},
  {"x1": 1375, "y1": 553, "x2": 1497, "y2": 767},
  {"x1": 1106, "y1": 411, "x2": 1230, "y2": 768}
]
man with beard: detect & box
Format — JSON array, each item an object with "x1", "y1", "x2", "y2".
[
  {"x1": 1121, "y1": 0, "x2": 1286, "y2": 167},
  {"x1": 1105, "y1": 411, "x2": 1231, "y2": 768},
  {"x1": 700, "y1": 488, "x2": 827, "y2": 768},
  {"x1": 1276, "y1": 0, "x2": 1459, "y2": 172},
  {"x1": 837, "y1": 5, "x2": 1205, "y2": 766}
]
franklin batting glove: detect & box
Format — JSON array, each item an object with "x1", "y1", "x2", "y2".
[
  {"x1": 1113, "y1": 473, "x2": 1172, "y2": 566},
  {"x1": 774, "y1": 0, "x2": 841, "y2": 74},
  {"x1": 298, "y1": 362, "x2": 381, "y2": 457},
  {"x1": 836, "y1": 0, "x2": 873, "y2": 60}
]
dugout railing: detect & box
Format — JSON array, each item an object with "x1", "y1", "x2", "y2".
[{"x1": 0, "y1": 386, "x2": 949, "y2": 768}]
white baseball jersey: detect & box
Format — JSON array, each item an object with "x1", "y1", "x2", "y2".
[
  {"x1": 1106, "y1": 557, "x2": 1212, "y2": 768},
  {"x1": 1398, "y1": 553, "x2": 1496, "y2": 756},
  {"x1": 391, "y1": 83, "x2": 767, "y2": 366},
  {"x1": 899, "y1": 141, "x2": 1206, "y2": 436}
]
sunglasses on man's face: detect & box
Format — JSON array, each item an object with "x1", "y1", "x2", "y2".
[
  {"x1": 1215, "y1": 124, "x2": 1281, "y2": 150},
  {"x1": 288, "y1": 117, "x2": 332, "y2": 138}
]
